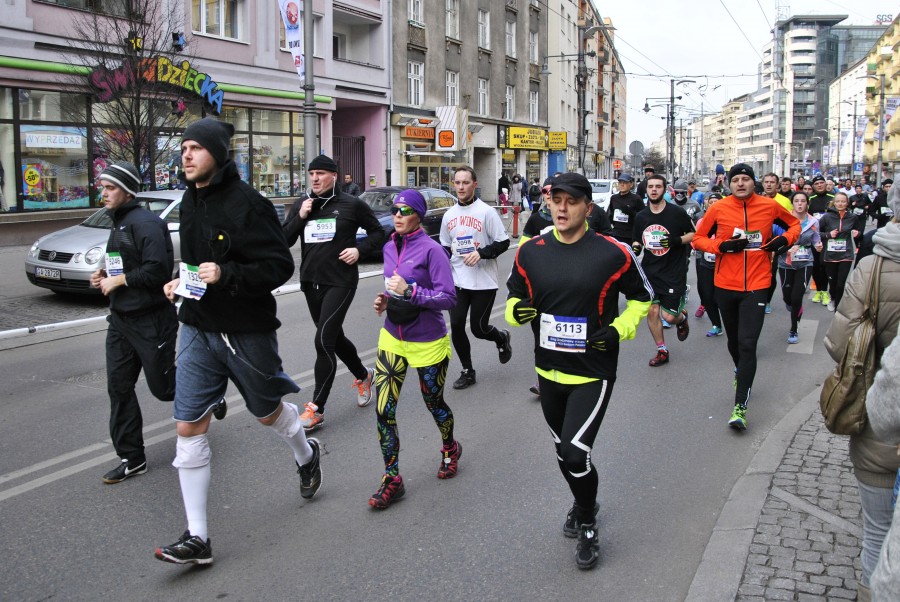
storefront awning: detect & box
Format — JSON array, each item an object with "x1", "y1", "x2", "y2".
[{"x1": 403, "y1": 151, "x2": 458, "y2": 158}]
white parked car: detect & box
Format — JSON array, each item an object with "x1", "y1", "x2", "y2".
[
  {"x1": 587, "y1": 179, "x2": 618, "y2": 211},
  {"x1": 25, "y1": 190, "x2": 183, "y2": 295}
]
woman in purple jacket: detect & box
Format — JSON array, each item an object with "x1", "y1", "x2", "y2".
[{"x1": 369, "y1": 189, "x2": 459, "y2": 509}]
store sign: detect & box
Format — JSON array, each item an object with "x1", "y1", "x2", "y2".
[
  {"x1": 500, "y1": 127, "x2": 548, "y2": 150},
  {"x1": 548, "y1": 132, "x2": 567, "y2": 150},
  {"x1": 435, "y1": 105, "x2": 467, "y2": 151},
  {"x1": 89, "y1": 57, "x2": 224, "y2": 115},
  {"x1": 23, "y1": 132, "x2": 83, "y2": 149},
  {"x1": 404, "y1": 126, "x2": 435, "y2": 139}
]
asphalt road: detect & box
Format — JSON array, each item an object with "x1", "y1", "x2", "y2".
[{"x1": 0, "y1": 248, "x2": 836, "y2": 601}]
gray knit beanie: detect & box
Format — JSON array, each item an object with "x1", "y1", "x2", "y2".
[{"x1": 98, "y1": 161, "x2": 141, "y2": 197}]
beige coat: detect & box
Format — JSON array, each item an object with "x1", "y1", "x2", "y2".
[{"x1": 824, "y1": 246, "x2": 900, "y2": 488}]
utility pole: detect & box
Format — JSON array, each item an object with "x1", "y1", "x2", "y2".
[
  {"x1": 876, "y1": 73, "x2": 886, "y2": 188},
  {"x1": 850, "y1": 99, "x2": 858, "y2": 178},
  {"x1": 668, "y1": 79, "x2": 675, "y2": 181},
  {"x1": 576, "y1": 24, "x2": 602, "y2": 175}
]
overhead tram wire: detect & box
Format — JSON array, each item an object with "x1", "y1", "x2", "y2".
[
  {"x1": 717, "y1": 0, "x2": 764, "y2": 61},
  {"x1": 754, "y1": 0, "x2": 772, "y2": 30}
]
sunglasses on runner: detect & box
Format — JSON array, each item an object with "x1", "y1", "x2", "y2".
[{"x1": 390, "y1": 205, "x2": 417, "y2": 216}]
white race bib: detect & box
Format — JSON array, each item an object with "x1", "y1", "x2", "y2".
[
  {"x1": 173, "y1": 262, "x2": 206, "y2": 300},
  {"x1": 853, "y1": 208, "x2": 864, "y2": 215},
  {"x1": 105, "y1": 252, "x2": 124, "y2": 276},
  {"x1": 792, "y1": 246, "x2": 811, "y2": 261},
  {"x1": 539, "y1": 314, "x2": 587, "y2": 353},
  {"x1": 881, "y1": 207, "x2": 894, "y2": 216},
  {"x1": 746, "y1": 230, "x2": 763, "y2": 250},
  {"x1": 644, "y1": 231, "x2": 664, "y2": 249},
  {"x1": 304, "y1": 218, "x2": 336, "y2": 243},
  {"x1": 827, "y1": 238, "x2": 848, "y2": 253},
  {"x1": 452, "y1": 235, "x2": 476, "y2": 256},
  {"x1": 703, "y1": 252, "x2": 717, "y2": 263},
  {"x1": 613, "y1": 209, "x2": 629, "y2": 223}
]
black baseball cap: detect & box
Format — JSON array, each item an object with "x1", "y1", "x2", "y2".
[
  {"x1": 550, "y1": 172, "x2": 592, "y2": 200},
  {"x1": 617, "y1": 173, "x2": 634, "y2": 182}
]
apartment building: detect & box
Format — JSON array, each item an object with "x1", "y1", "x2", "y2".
[{"x1": 0, "y1": 0, "x2": 391, "y2": 215}]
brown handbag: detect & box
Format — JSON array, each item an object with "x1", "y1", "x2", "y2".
[{"x1": 819, "y1": 256, "x2": 883, "y2": 435}]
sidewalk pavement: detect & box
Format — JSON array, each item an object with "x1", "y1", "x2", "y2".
[{"x1": 687, "y1": 387, "x2": 864, "y2": 602}]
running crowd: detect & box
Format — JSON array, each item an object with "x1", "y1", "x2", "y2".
[{"x1": 90, "y1": 116, "x2": 896, "y2": 572}]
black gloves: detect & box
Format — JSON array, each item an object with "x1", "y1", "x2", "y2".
[
  {"x1": 631, "y1": 241, "x2": 643, "y2": 255},
  {"x1": 660, "y1": 234, "x2": 682, "y2": 249},
  {"x1": 512, "y1": 299, "x2": 537, "y2": 325},
  {"x1": 761, "y1": 235, "x2": 789, "y2": 253},
  {"x1": 587, "y1": 326, "x2": 619, "y2": 352},
  {"x1": 719, "y1": 236, "x2": 750, "y2": 253}
]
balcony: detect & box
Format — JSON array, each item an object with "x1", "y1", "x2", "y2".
[
  {"x1": 408, "y1": 21, "x2": 427, "y2": 51},
  {"x1": 506, "y1": 0, "x2": 518, "y2": 11}
]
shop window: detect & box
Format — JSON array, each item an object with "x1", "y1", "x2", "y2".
[
  {"x1": 220, "y1": 106, "x2": 249, "y2": 131},
  {"x1": 20, "y1": 125, "x2": 90, "y2": 210},
  {"x1": 192, "y1": 0, "x2": 242, "y2": 40},
  {"x1": 37, "y1": 0, "x2": 134, "y2": 17},
  {"x1": 256, "y1": 109, "x2": 290, "y2": 134},
  {"x1": 0, "y1": 88, "x2": 12, "y2": 120},
  {"x1": 0, "y1": 124, "x2": 13, "y2": 212},
  {"x1": 18, "y1": 89, "x2": 85, "y2": 122},
  {"x1": 252, "y1": 134, "x2": 294, "y2": 197}
]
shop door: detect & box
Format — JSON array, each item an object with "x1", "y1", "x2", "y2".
[{"x1": 332, "y1": 136, "x2": 365, "y2": 190}]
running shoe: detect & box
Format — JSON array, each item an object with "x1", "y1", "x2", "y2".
[
  {"x1": 300, "y1": 402, "x2": 324, "y2": 431},
  {"x1": 497, "y1": 329, "x2": 513, "y2": 364},
  {"x1": 820, "y1": 291, "x2": 831, "y2": 306},
  {"x1": 788, "y1": 332, "x2": 799, "y2": 344},
  {"x1": 695, "y1": 305, "x2": 706, "y2": 318},
  {"x1": 352, "y1": 367, "x2": 375, "y2": 407},
  {"x1": 764, "y1": 304, "x2": 772, "y2": 314},
  {"x1": 661, "y1": 318, "x2": 672, "y2": 329},
  {"x1": 706, "y1": 326, "x2": 723, "y2": 337},
  {"x1": 212, "y1": 398, "x2": 227, "y2": 420},
  {"x1": 154, "y1": 531, "x2": 213, "y2": 565},
  {"x1": 102, "y1": 459, "x2": 147, "y2": 484},
  {"x1": 827, "y1": 300, "x2": 835, "y2": 312},
  {"x1": 297, "y1": 437, "x2": 322, "y2": 499},
  {"x1": 452, "y1": 369, "x2": 476, "y2": 390},
  {"x1": 728, "y1": 405, "x2": 748, "y2": 431},
  {"x1": 437, "y1": 440, "x2": 462, "y2": 479},
  {"x1": 675, "y1": 311, "x2": 690, "y2": 341},
  {"x1": 368, "y1": 474, "x2": 405, "y2": 509},
  {"x1": 812, "y1": 290, "x2": 823, "y2": 303},
  {"x1": 563, "y1": 502, "x2": 600, "y2": 538},
  {"x1": 683, "y1": 284, "x2": 691, "y2": 305},
  {"x1": 529, "y1": 382, "x2": 540, "y2": 395},
  {"x1": 575, "y1": 522, "x2": 600, "y2": 570},
  {"x1": 648, "y1": 349, "x2": 669, "y2": 367}
]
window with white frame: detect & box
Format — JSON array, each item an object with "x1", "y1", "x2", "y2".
[
  {"x1": 408, "y1": 61, "x2": 424, "y2": 107},
  {"x1": 477, "y1": 10, "x2": 490, "y2": 49},
  {"x1": 408, "y1": 0, "x2": 423, "y2": 24},
  {"x1": 446, "y1": 71, "x2": 459, "y2": 106},
  {"x1": 278, "y1": 13, "x2": 320, "y2": 53},
  {"x1": 529, "y1": 90, "x2": 538, "y2": 123},
  {"x1": 528, "y1": 30, "x2": 538, "y2": 64},
  {"x1": 505, "y1": 21, "x2": 516, "y2": 58},
  {"x1": 477, "y1": 78, "x2": 489, "y2": 115},
  {"x1": 192, "y1": 0, "x2": 241, "y2": 40},
  {"x1": 505, "y1": 85, "x2": 515, "y2": 120},
  {"x1": 446, "y1": 0, "x2": 460, "y2": 39}
]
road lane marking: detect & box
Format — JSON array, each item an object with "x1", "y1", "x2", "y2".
[
  {"x1": 0, "y1": 303, "x2": 506, "y2": 502},
  {"x1": 786, "y1": 319, "x2": 818, "y2": 355}
]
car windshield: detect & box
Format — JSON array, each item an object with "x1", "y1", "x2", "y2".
[
  {"x1": 81, "y1": 209, "x2": 113, "y2": 229},
  {"x1": 591, "y1": 182, "x2": 611, "y2": 193},
  {"x1": 360, "y1": 191, "x2": 400, "y2": 212},
  {"x1": 140, "y1": 197, "x2": 176, "y2": 216}
]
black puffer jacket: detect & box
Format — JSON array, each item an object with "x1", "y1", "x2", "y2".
[
  {"x1": 106, "y1": 197, "x2": 173, "y2": 314},
  {"x1": 178, "y1": 161, "x2": 294, "y2": 333}
]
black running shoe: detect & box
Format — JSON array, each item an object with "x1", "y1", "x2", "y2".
[
  {"x1": 297, "y1": 438, "x2": 322, "y2": 499},
  {"x1": 676, "y1": 310, "x2": 690, "y2": 341},
  {"x1": 452, "y1": 369, "x2": 476, "y2": 390},
  {"x1": 563, "y1": 502, "x2": 600, "y2": 538},
  {"x1": 212, "y1": 399, "x2": 227, "y2": 420},
  {"x1": 368, "y1": 474, "x2": 405, "y2": 509},
  {"x1": 102, "y1": 459, "x2": 147, "y2": 484},
  {"x1": 154, "y1": 530, "x2": 213, "y2": 565},
  {"x1": 497, "y1": 329, "x2": 513, "y2": 364},
  {"x1": 575, "y1": 522, "x2": 600, "y2": 570}
]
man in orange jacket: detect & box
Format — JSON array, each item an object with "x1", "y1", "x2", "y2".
[{"x1": 693, "y1": 164, "x2": 801, "y2": 430}]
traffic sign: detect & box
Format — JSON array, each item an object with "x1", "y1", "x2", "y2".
[{"x1": 612, "y1": 159, "x2": 622, "y2": 170}]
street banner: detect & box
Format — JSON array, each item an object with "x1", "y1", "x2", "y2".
[
  {"x1": 876, "y1": 97, "x2": 900, "y2": 140},
  {"x1": 277, "y1": 0, "x2": 304, "y2": 80}
]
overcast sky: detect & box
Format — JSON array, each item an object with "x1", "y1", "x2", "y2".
[{"x1": 599, "y1": 0, "x2": 893, "y2": 152}]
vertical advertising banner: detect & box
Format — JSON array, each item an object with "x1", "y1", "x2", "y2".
[{"x1": 277, "y1": 0, "x2": 305, "y2": 80}]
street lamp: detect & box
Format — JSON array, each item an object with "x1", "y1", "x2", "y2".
[
  {"x1": 670, "y1": 79, "x2": 696, "y2": 180},
  {"x1": 816, "y1": 129, "x2": 829, "y2": 172},
  {"x1": 868, "y1": 73, "x2": 887, "y2": 188},
  {"x1": 844, "y1": 100, "x2": 859, "y2": 179},
  {"x1": 643, "y1": 95, "x2": 681, "y2": 178}
]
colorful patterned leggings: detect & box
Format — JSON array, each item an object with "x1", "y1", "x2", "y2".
[{"x1": 375, "y1": 349, "x2": 453, "y2": 476}]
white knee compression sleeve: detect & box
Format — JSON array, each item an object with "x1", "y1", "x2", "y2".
[
  {"x1": 172, "y1": 434, "x2": 211, "y2": 469},
  {"x1": 269, "y1": 402, "x2": 302, "y2": 438}
]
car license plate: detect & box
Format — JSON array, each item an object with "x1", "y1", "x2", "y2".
[{"x1": 35, "y1": 267, "x2": 61, "y2": 280}]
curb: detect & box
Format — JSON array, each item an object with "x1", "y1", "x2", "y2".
[{"x1": 684, "y1": 387, "x2": 821, "y2": 602}]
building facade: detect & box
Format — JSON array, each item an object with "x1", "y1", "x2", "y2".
[{"x1": 0, "y1": 0, "x2": 391, "y2": 215}]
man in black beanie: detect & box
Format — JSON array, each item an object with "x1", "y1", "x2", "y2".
[
  {"x1": 283, "y1": 153, "x2": 385, "y2": 431},
  {"x1": 155, "y1": 118, "x2": 322, "y2": 566},
  {"x1": 91, "y1": 160, "x2": 178, "y2": 485},
  {"x1": 693, "y1": 163, "x2": 801, "y2": 430}
]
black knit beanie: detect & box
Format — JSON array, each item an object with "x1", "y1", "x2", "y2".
[
  {"x1": 308, "y1": 154, "x2": 339, "y2": 172},
  {"x1": 181, "y1": 118, "x2": 235, "y2": 166},
  {"x1": 727, "y1": 163, "x2": 755, "y2": 183}
]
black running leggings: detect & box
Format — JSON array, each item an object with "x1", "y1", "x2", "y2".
[
  {"x1": 766, "y1": 255, "x2": 779, "y2": 304},
  {"x1": 811, "y1": 248, "x2": 828, "y2": 293},
  {"x1": 778, "y1": 266, "x2": 811, "y2": 333},
  {"x1": 538, "y1": 376, "x2": 615, "y2": 521},
  {"x1": 714, "y1": 288, "x2": 767, "y2": 407},
  {"x1": 695, "y1": 263, "x2": 722, "y2": 329},
  {"x1": 449, "y1": 287, "x2": 503, "y2": 371},
  {"x1": 824, "y1": 261, "x2": 853, "y2": 308},
  {"x1": 303, "y1": 284, "x2": 368, "y2": 411}
]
